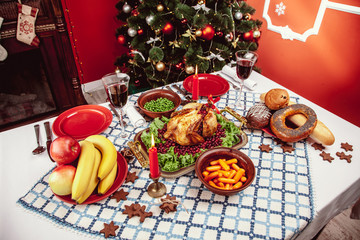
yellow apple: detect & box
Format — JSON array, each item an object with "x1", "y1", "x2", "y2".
[{"x1": 49, "y1": 165, "x2": 76, "y2": 196}]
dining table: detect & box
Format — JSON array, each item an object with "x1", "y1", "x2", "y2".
[{"x1": 1, "y1": 69, "x2": 359, "y2": 240}]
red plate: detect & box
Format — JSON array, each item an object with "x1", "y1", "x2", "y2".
[
  {"x1": 183, "y1": 73, "x2": 230, "y2": 97},
  {"x1": 53, "y1": 105, "x2": 113, "y2": 140},
  {"x1": 53, "y1": 151, "x2": 128, "y2": 205}
]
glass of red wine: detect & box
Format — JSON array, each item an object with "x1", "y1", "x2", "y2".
[
  {"x1": 234, "y1": 50, "x2": 258, "y2": 108},
  {"x1": 102, "y1": 72, "x2": 130, "y2": 138}
]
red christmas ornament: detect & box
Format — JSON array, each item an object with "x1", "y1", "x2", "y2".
[
  {"x1": 202, "y1": 25, "x2": 215, "y2": 40},
  {"x1": 163, "y1": 22, "x2": 174, "y2": 35},
  {"x1": 134, "y1": 79, "x2": 140, "y2": 87},
  {"x1": 137, "y1": 29, "x2": 144, "y2": 35},
  {"x1": 132, "y1": 9, "x2": 139, "y2": 16},
  {"x1": 181, "y1": 18, "x2": 188, "y2": 25},
  {"x1": 215, "y1": 31, "x2": 223, "y2": 37},
  {"x1": 175, "y1": 62, "x2": 184, "y2": 70},
  {"x1": 243, "y1": 31, "x2": 253, "y2": 41},
  {"x1": 117, "y1": 35, "x2": 126, "y2": 45}
]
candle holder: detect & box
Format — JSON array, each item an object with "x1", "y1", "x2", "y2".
[{"x1": 147, "y1": 174, "x2": 167, "y2": 198}]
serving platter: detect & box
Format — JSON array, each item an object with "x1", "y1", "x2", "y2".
[
  {"x1": 53, "y1": 151, "x2": 128, "y2": 204},
  {"x1": 134, "y1": 128, "x2": 248, "y2": 178}
]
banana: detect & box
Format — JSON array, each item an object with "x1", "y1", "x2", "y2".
[
  {"x1": 76, "y1": 148, "x2": 102, "y2": 204},
  {"x1": 85, "y1": 135, "x2": 117, "y2": 180},
  {"x1": 71, "y1": 140, "x2": 96, "y2": 201},
  {"x1": 98, "y1": 162, "x2": 117, "y2": 195}
]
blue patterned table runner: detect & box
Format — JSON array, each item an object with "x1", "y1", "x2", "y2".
[{"x1": 17, "y1": 86, "x2": 315, "y2": 239}]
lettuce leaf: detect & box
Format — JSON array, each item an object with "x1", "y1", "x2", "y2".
[
  {"x1": 216, "y1": 114, "x2": 241, "y2": 147},
  {"x1": 141, "y1": 116, "x2": 170, "y2": 149}
]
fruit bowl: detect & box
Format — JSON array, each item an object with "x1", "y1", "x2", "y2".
[
  {"x1": 137, "y1": 89, "x2": 181, "y2": 119},
  {"x1": 52, "y1": 152, "x2": 128, "y2": 204},
  {"x1": 195, "y1": 147, "x2": 255, "y2": 196}
]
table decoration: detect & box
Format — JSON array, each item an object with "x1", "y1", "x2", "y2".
[
  {"x1": 148, "y1": 134, "x2": 160, "y2": 179},
  {"x1": 147, "y1": 173, "x2": 167, "y2": 198},
  {"x1": 127, "y1": 141, "x2": 148, "y2": 167},
  {"x1": 147, "y1": 134, "x2": 167, "y2": 198},
  {"x1": 17, "y1": 87, "x2": 315, "y2": 240},
  {"x1": 192, "y1": 65, "x2": 199, "y2": 100}
]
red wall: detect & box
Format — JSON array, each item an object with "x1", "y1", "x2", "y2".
[
  {"x1": 61, "y1": 0, "x2": 127, "y2": 84},
  {"x1": 247, "y1": 0, "x2": 360, "y2": 127},
  {"x1": 62, "y1": 0, "x2": 360, "y2": 127}
]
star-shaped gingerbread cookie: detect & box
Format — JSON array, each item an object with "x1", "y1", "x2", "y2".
[
  {"x1": 122, "y1": 203, "x2": 152, "y2": 222},
  {"x1": 281, "y1": 144, "x2": 295, "y2": 153},
  {"x1": 320, "y1": 151, "x2": 334, "y2": 163},
  {"x1": 100, "y1": 221, "x2": 119, "y2": 238},
  {"x1": 139, "y1": 211, "x2": 153, "y2": 223},
  {"x1": 123, "y1": 204, "x2": 137, "y2": 218},
  {"x1": 311, "y1": 142, "x2": 325, "y2": 151},
  {"x1": 160, "y1": 194, "x2": 178, "y2": 214},
  {"x1": 258, "y1": 144, "x2": 272, "y2": 153},
  {"x1": 125, "y1": 171, "x2": 139, "y2": 183},
  {"x1": 336, "y1": 152, "x2": 352, "y2": 163},
  {"x1": 341, "y1": 142, "x2": 353, "y2": 152},
  {"x1": 111, "y1": 189, "x2": 129, "y2": 202}
]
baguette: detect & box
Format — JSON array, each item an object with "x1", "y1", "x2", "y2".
[{"x1": 260, "y1": 92, "x2": 335, "y2": 145}]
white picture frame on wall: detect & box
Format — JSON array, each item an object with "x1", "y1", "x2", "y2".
[{"x1": 263, "y1": 0, "x2": 360, "y2": 42}]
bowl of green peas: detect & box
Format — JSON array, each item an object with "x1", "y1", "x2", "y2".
[{"x1": 137, "y1": 89, "x2": 181, "y2": 119}]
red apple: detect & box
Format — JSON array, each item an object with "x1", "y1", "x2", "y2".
[
  {"x1": 48, "y1": 165, "x2": 76, "y2": 196},
  {"x1": 50, "y1": 136, "x2": 81, "y2": 165}
]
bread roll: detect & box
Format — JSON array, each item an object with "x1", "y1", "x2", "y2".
[{"x1": 264, "y1": 88, "x2": 290, "y2": 110}]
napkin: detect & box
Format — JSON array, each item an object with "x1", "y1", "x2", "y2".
[
  {"x1": 221, "y1": 65, "x2": 257, "y2": 91},
  {"x1": 125, "y1": 104, "x2": 146, "y2": 127}
]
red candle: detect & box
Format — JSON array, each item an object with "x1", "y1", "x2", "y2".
[
  {"x1": 149, "y1": 134, "x2": 160, "y2": 179},
  {"x1": 192, "y1": 65, "x2": 199, "y2": 100}
]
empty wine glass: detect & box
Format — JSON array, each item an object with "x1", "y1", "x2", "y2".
[
  {"x1": 102, "y1": 72, "x2": 130, "y2": 138},
  {"x1": 234, "y1": 50, "x2": 258, "y2": 108}
]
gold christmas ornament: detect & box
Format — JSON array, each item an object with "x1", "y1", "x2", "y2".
[
  {"x1": 244, "y1": 13, "x2": 251, "y2": 21},
  {"x1": 185, "y1": 65, "x2": 195, "y2": 74},
  {"x1": 198, "y1": 0, "x2": 205, "y2": 4},
  {"x1": 195, "y1": 29, "x2": 202, "y2": 37},
  {"x1": 156, "y1": 61, "x2": 165, "y2": 71},
  {"x1": 157, "y1": 4, "x2": 164, "y2": 12}
]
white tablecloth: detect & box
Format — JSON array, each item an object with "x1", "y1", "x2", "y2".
[{"x1": 1, "y1": 71, "x2": 359, "y2": 239}]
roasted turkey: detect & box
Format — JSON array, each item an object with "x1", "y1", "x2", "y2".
[{"x1": 163, "y1": 103, "x2": 218, "y2": 145}]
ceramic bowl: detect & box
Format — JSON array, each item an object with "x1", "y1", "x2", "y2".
[
  {"x1": 195, "y1": 147, "x2": 255, "y2": 196},
  {"x1": 137, "y1": 89, "x2": 181, "y2": 119}
]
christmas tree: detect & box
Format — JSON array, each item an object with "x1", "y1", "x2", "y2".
[{"x1": 115, "y1": 0, "x2": 262, "y2": 91}]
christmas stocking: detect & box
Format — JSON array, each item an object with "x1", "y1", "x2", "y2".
[
  {"x1": 0, "y1": 17, "x2": 8, "y2": 61},
  {"x1": 16, "y1": 3, "x2": 40, "y2": 47}
]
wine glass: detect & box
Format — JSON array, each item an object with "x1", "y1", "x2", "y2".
[
  {"x1": 234, "y1": 50, "x2": 258, "y2": 108},
  {"x1": 102, "y1": 72, "x2": 130, "y2": 138}
]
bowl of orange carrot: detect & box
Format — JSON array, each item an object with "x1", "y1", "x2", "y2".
[{"x1": 195, "y1": 147, "x2": 255, "y2": 196}]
